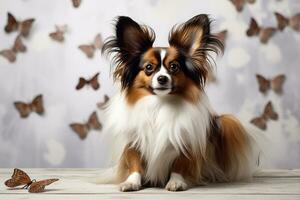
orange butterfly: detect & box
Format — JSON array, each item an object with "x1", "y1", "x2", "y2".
[
  {"x1": 250, "y1": 101, "x2": 278, "y2": 130},
  {"x1": 71, "y1": 0, "x2": 81, "y2": 8},
  {"x1": 0, "y1": 35, "x2": 26, "y2": 63},
  {"x1": 4, "y1": 12, "x2": 35, "y2": 37},
  {"x1": 14, "y1": 94, "x2": 44, "y2": 118},
  {"x1": 246, "y1": 18, "x2": 277, "y2": 44},
  {"x1": 70, "y1": 111, "x2": 102, "y2": 140},
  {"x1": 5, "y1": 168, "x2": 59, "y2": 193},
  {"x1": 230, "y1": 0, "x2": 256, "y2": 12},
  {"x1": 78, "y1": 34, "x2": 103, "y2": 58},
  {"x1": 97, "y1": 95, "x2": 110, "y2": 109},
  {"x1": 49, "y1": 25, "x2": 68, "y2": 42},
  {"x1": 256, "y1": 74, "x2": 286, "y2": 95},
  {"x1": 76, "y1": 72, "x2": 100, "y2": 90},
  {"x1": 274, "y1": 12, "x2": 300, "y2": 31}
]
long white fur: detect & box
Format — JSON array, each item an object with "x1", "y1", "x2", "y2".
[{"x1": 101, "y1": 91, "x2": 212, "y2": 185}]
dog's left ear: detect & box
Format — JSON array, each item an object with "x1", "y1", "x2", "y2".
[{"x1": 169, "y1": 14, "x2": 223, "y2": 86}]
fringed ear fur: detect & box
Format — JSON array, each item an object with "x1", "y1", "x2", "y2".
[
  {"x1": 102, "y1": 16, "x2": 155, "y2": 90},
  {"x1": 169, "y1": 14, "x2": 223, "y2": 87}
]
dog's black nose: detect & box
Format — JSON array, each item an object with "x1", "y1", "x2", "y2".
[{"x1": 157, "y1": 75, "x2": 168, "y2": 85}]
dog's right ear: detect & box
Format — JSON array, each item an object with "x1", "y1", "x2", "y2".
[{"x1": 102, "y1": 16, "x2": 155, "y2": 89}]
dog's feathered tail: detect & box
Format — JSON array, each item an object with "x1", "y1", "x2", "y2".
[{"x1": 217, "y1": 114, "x2": 266, "y2": 181}]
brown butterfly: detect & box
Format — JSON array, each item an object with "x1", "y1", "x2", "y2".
[
  {"x1": 230, "y1": 0, "x2": 256, "y2": 12},
  {"x1": 49, "y1": 25, "x2": 68, "y2": 42},
  {"x1": 70, "y1": 111, "x2": 102, "y2": 140},
  {"x1": 215, "y1": 30, "x2": 228, "y2": 47},
  {"x1": 14, "y1": 94, "x2": 44, "y2": 118},
  {"x1": 97, "y1": 95, "x2": 110, "y2": 109},
  {"x1": 4, "y1": 12, "x2": 35, "y2": 37},
  {"x1": 72, "y1": 0, "x2": 81, "y2": 8},
  {"x1": 246, "y1": 18, "x2": 277, "y2": 44},
  {"x1": 76, "y1": 72, "x2": 100, "y2": 90},
  {"x1": 250, "y1": 101, "x2": 278, "y2": 130},
  {"x1": 5, "y1": 168, "x2": 59, "y2": 193},
  {"x1": 274, "y1": 12, "x2": 300, "y2": 31},
  {"x1": 0, "y1": 35, "x2": 26, "y2": 63},
  {"x1": 78, "y1": 34, "x2": 103, "y2": 58},
  {"x1": 256, "y1": 74, "x2": 286, "y2": 95}
]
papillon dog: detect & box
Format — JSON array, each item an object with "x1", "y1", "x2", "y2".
[{"x1": 98, "y1": 14, "x2": 261, "y2": 192}]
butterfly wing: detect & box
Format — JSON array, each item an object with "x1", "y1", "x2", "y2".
[
  {"x1": 14, "y1": 102, "x2": 31, "y2": 118},
  {"x1": 264, "y1": 101, "x2": 278, "y2": 120},
  {"x1": 88, "y1": 111, "x2": 102, "y2": 130},
  {"x1": 0, "y1": 49, "x2": 16, "y2": 63},
  {"x1": 4, "y1": 12, "x2": 18, "y2": 33},
  {"x1": 70, "y1": 123, "x2": 89, "y2": 139},
  {"x1": 290, "y1": 13, "x2": 300, "y2": 31},
  {"x1": 250, "y1": 117, "x2": 267, "y2": 130},
  {"x1": 90, "y1": 72, "x2": 100, "y2": 90},
  {"x1": 28, "y1": 179, "x2": 59, "y2": 193},
  {"x1": 19, "y1": 19, "x2": 35, "y2": 37},
  {"x1": 31, "y1": 94, "x2": 44, "y2": 115},
  {"x1": 246, "y1": 18, "x2": 260, "y2": 37},
  {"x1": 76, "y1": 77, "x2": 87, "y2": 90},
  {"x1": 5, "y1": 168, "x2": 32, "y2": 188},
  {"x1": 230, "y1": 0, "x2": 244, "y2": 12},
  {"x1": 49, "y1": 31, "x2": 64, "y2": 42},
  {"x1": 260, "y1": 28, "x2": 276, "y2": 44},
  {"x1": 78, "y1": 45, "x2": 95, "y2": 58},
  {"x1": 12, "y1": 35, "x2": 27, "y2": 53},
  {"x1": 72, "y1": 0, "x2": 81, "y2": 8},
  {"x1": 215, "y1": 30, "x2": 227, "y2": 46},
  {"x1": 97, "y1": 95, "x2": 109, "y2": 109},
  {"x1": 94, "y1": 34, "x2": 103, "y2": 49},
  {"x1": 256, "y1": 74, "x2": 271, "y2": 94},
  {"x1": 274, "y1": 12, "x2": 289, "y2": 31},
  {"x1": 271, "y1": 74, "x2": 286, "y2": 94}
]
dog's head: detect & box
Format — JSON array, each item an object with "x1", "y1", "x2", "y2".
[{"x1": 103, "y1": 15, "x2": 223, "y2": 104}]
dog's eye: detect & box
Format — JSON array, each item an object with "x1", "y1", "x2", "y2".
[
  {"x1": 169, "y1": 62, "x2": 179, "y2": 73},
  {"x1": 144, "y1": 64, "x2": 154, "y2": 75}
]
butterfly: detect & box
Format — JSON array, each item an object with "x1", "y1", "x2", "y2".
[
  {"x1": 0, "y1": 35, "x2": 26, "y2": 63},
  {"x1": 250, "y1": 101, "x2": 278, "y2": 130},
  {"x1": 76, "y1": 72, "x2": 100, "y2": 90},
  {"x1": 78, "y1": 34, "x2": 103, "y2": 58},
  {"x1": 97, "y1": 95, "x2": 110, "y2": 109},
  {"x1": 256, "y1": 74, "x2": 286, "y2": 95},
  {"x1": 49, "y1": 25, "x2": 68, "y2": 42},
  {"x1": 14, "y1": 94, "x2": 44, "y2": 118},
  {"x1": 70, "y1": 111, "x2": 102, "y2": 140},
  {"x1": 4, "y1": 12, "x2": 35, "y2": 37},
  {"x1": 71, "y1": 0, "x2": 81, "y2": 8},
  {"x1": 274, "y1": 12, "x2": 300, "y2": 31},
  {"x1": 246, "y1": 18, "x2": 277, "y2": 44},
  {"x1": 215, "y1": 30, "x2": 228, "y2": 47},
  {"x1": 5, "y1": 168, "x2": 59, "y2": 193},
  {"x1": 229, "y1": 0, "x2": 256, "y2": 12}
]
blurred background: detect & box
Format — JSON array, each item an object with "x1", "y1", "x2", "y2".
[{"x1": 0, "y1": 0, "x2": 300, "y2": 168}]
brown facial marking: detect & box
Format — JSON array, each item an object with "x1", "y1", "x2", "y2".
[
  {"x1": 164, "y1": 47, "x2": 201, "y2": 103},
  {"x1": 126, "y1": 48, "x2": 159, "y2": 105},
  {"x1": 126, "y1": 46, "x2": 202, "y2": 105}
]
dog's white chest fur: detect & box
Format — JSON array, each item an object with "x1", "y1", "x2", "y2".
[{"x1": 104, "y1": 93, "x2": 212, "y2": 185}]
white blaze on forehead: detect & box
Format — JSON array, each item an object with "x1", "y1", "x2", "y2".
[
  {"x1": 151, "y1": 49, "x2": 172, "y2": 95},
  {"x1": 156, "y1": 49, "x2": 169, "y2": 77}
]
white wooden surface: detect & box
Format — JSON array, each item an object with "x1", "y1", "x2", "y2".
[{"x1": 1, "y1": 169, "x2": 300, "y2": 199}]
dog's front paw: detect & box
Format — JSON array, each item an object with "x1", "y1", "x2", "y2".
[
  {"x1": 119, "y1": 172, "x2": 142, "y2": 192},
  {"x1": 119, "y1": 181, "x2": 141, "y2": 192},
  {"x1": 165, "y1": 173, "x2": 188, "y2": 191}
]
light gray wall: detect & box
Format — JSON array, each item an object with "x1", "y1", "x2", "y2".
[{"x1": 0, "y1": 0, "x2": 299, "y2": 168}]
